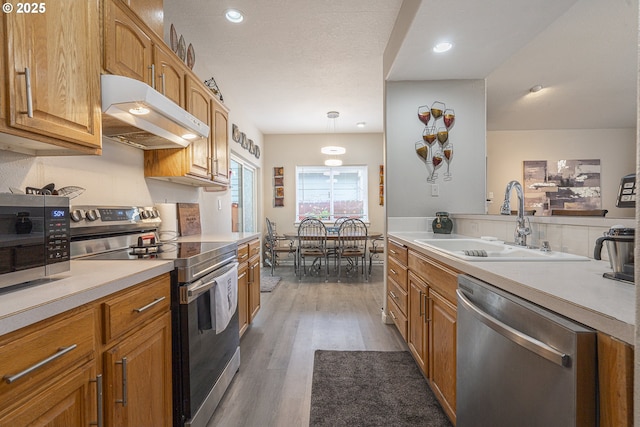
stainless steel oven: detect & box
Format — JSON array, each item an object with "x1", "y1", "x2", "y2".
[
  {"x1": 0, "y1": 193, "x2": 70, "y2": 290},
  {"x1": 70, "y1": 205, "x2": 240, "y2": 427}
]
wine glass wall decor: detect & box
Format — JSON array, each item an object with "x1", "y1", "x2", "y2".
[{"x1": 414, "y1": 101, "x2": 456, "y2": 183}]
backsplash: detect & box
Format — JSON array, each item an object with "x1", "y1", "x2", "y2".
[{"x1": 388, "y1": 215, "x2": 636, "y2": 260}]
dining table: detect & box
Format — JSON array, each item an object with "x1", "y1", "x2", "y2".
[{"x1": 282, "y1": 230, "x2": 384, "y2": 278}]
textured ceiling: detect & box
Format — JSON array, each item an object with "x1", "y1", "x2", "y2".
[{"x1": 163, "y1": 0, "x2": 638, "y2": 135}]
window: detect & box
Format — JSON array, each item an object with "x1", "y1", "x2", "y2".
[
  {"x1": 231, "y1": 156, "x2": 257, "y2": 232},
  {"x1": 295, "y1": 165, "x2": 368, "y2": 221}
]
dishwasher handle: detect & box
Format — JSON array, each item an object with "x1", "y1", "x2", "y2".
[{"x1": 456, "y1": 289, "x2": 570, "y2": 367}]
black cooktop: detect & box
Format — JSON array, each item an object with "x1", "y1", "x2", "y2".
[{"x1": 85, "y1": 241, "x2": 235, "y2": 261}]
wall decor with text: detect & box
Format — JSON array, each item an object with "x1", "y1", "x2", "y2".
[{"x1": 232, "y1": 124, "x2": 260, "y2": 159}]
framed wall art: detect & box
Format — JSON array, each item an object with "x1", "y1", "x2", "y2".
[{"x1": 274, "y1": 167, "x2": 284, "y2": 207}]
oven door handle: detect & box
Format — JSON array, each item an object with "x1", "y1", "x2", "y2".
[{"x1": 181, "y1": 261, "x2": 239, "y2": 304}]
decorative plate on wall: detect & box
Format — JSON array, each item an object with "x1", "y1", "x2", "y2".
[
  {"x1": 187, "y1": 44, "x2": 195, "y2": 69},
  {"x1": 177, "y1": 35, "x2": 186, "y2": 61},
  {"x1": 170, "y1": 24, "x2": 178, "y2": 52}
]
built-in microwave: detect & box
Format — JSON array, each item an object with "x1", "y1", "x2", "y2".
[{"x1": 0, "y1": 194, "x2": 70, "y2": 290}]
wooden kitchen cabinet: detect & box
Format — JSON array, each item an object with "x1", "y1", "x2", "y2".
[
  {"x1": 0, "y1": 0, "x2": 102, "y2": 155},
  {"x1": 407, "y1": 271, "x2": 428, "y2": 374},
  {"x1": 408, "y1": 249, "x2": 458, "y2": 424},
  {"x1": 238, "y1": 238, "x2": 261, "y2": 337},
  {"x1": 238, "y1": 261, "x2": 249, "y2": 336},
  {"x1": 248, "y1": 239, "x2": 262, "y2": 322},
  {"x1": 386, "y1": 238, "x2": 408, "y2": 338},
  {"x1": 428, "y1": 288, "x2": 457, "y2": 423},
  {"x1": 101, "y1": 272, "x2": 173, "y2": 427},
  {"x1": 144, "y1": 76, "x2": 231, "y2": 188},
  {"x1": 597, "y1": 332, "x2": 633, "y2": 427},
  {"x1": 0, "y1": 307, "x2": 99, "y2": 424},
  {"x1": 212, "y1": 103, "x2": 231, "y2": 185},
  {"x1": 103, "y1": 0, "x2": 154, "y2": 85},
  {"x1": 121, "y1": 0, "x2": 164, "y2": 37},
  {"x1": 153, "y1": 42, "x2": 186, "y2": 105}
]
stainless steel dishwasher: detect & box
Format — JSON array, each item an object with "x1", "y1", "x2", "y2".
[{"x1": 456, "y1": 275, "x2": 597, "y2": 427}]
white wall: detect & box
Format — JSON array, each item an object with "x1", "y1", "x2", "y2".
[
  {"x1": 261, "y1": 133, "x2": 384, "y2": 236},
  {"x1": 487, "y1": 128, "x2": 635, "y2": 218},
  {"x1": 385, "y1": 79, "x2": 487, "y2": 217}
]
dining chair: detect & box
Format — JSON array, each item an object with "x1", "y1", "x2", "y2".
[
  {"x1": 336, "y1": 218, "x2": 368, "y2": 282},
  {"x1": 264, "y1": 218, "x2": 296, "y2": 275},
  {"x1": 297, "y1": 218, "x2": 329, "y2": 280},
  {"x1": 368, "y1": 236, "x2": 384, "y2": 275}
]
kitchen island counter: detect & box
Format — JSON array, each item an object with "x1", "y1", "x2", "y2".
[
  {"x1": 0, "y1": 260, "x2": 174, "y2": 336},
  {"x1": 389, "y1": 231, "x2": 635, "y2": 344}
]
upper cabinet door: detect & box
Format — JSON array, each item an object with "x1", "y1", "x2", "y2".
[
  {"x1": 212, "y1": 105, "x2": 230, "y2": 185},
  {"x1": 185, "y1": 75, "x2": 211, "y2": 179},
  {"x1": 122, "y1": 0, "x2": 164, "y2": 37},
  {"x1": 153, "y1": 44, "x2": 185, "y2": 106},
  {"x1": 104, "y1": 0, "x2": 153, "y2": 85},
  {"x1": 3, "y1": 1, "x2": 101, "y2": 148}
]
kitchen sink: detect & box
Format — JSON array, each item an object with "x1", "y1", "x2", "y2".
[{"x1": 413, "y1": 238, "x2": 589, "y2": 262}]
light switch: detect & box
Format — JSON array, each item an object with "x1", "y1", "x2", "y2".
[
  {"x1": 431, "y1": 184, "x2": 439, "y2": 197},
  {"x1": 217, "y1": 198, "x2": 222, "y2": 210}
]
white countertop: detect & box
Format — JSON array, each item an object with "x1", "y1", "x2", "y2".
[
  {"x1": 388, "y1": 231, "x2": 635, "y2": 345},
  {"x1": 0, "y1": 260, "x2": 174, "y2": 336},
  {"x1": 174, "y1": 232, "x2": 261, "y2": 245}
]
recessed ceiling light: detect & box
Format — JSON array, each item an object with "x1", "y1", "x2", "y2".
[
  {"x1": 225, "y1": 9, "x2": 244, "y2": 23},
  {"x1": 433, "y1": 42, "x2": 453, "y2": 53},
  {"x1": 356, "y1": 122, "x2": 366, "y2": 128},
  {"x1": 529, "y1": 84, "x2": 544, "y2": 93}
]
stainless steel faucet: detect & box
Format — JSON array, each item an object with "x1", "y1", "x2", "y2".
[{"x1": 500, "y1": 180, "x2": 531, "y2": 246}]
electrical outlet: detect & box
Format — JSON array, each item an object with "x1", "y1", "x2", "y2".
[{"x1": 431, "y1": 184, "x2": 439, "y2": 197}]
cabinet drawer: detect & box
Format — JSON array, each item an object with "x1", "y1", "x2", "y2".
[
  {"x1": 387, "y1": 256, "x2": 408, "y2": 291},
  {"x1": 387, "y1": 239, "x2": 408, "y2": 265},
  {"x1": 388, "y1": 278, "x2": 408, "y2": 316},
  {"x1": 0, "y1": 308, "x2": 95, "y2": 406},
  {"x1": 387, "y1": 295, "x2": 407, "y2": 341},
  {"x1": 248, "y1": 239, "x2": 260, "y2": 258},
  {"x1": 238, "y1": 243, "x2": 250, "y2": 263},
  {"x1": 408, "y1": 251, "x2": 459, "y2": 304},
  {"x1": 103, "y1": 273, "x2": 171, "y2": 343}
]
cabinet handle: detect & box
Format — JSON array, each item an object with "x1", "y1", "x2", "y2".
[
  {"x1": 213, "y1": 158, "x2": 219, "y2": 175},
  {"x1": 90, "y1": 374, "x2": 103, "y2": 427},
  {"x1": 20, "y1": 67, "x2": 33, "y2": 118},
  {"x1": 390, "y1": 249, "x2": 397, "y2": 255},
  {"x1": 389, "y1": 268, "x2": 397, "y2": 275},
  {"x1": 248, "y1": 265, "x2": 254, "y2": 283},
  {"x1": 161, "y1": 70, "x2": 166, "y2": 95},
  {"x1": 149, "y1": 64, "x2": 155, "y2": 89},
  {"x1": 115, "y1": 357, "x2": 128, "y2": 406},
  {"x1": 240, "y1": 253, "x2": 248, "y2": 260},
  {"x1": 389, "y1": 310, "x2": 397, "y2": 320},
  {"x1": 424, "y1": 294, "x2": 431, "y2": 323},
  {"x1": 419, "y1": 291, "x2": 425, "y2": 317},
  {"x1": 389, "y1": 291, "x2": 398, "y2": 300},
  {"x1": 3, "y1": 344, "x2": 77, "y2": 384},
  {"x1": 133, "y1": 296, "x2": 166, "y2": 313},
  {"x1": 238, "y1": 271, "x2": 247, "y2": 280}
]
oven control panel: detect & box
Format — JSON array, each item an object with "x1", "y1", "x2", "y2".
[
  {"x1": 616, "y1": 173, "x2": 636, "y2": 208},
  {"x1": 69, "y1": 206, "x2": 162, "y2": 233}
]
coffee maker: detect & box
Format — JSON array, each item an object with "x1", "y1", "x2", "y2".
[{"x1": 594, "y1": 174, "x2": 636, "y2": 284}]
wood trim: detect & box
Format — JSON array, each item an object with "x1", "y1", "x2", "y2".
[{"x1": 597, "y1": 332, "x2": 633, "y2": 427}]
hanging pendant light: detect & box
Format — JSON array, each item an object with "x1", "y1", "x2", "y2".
[{"x1": 322, "y1": 111, "x2": 345, "y2": 166}]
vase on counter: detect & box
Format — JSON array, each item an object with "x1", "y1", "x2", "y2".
[{"x1": 432, "y1": 212, "x2": 453, "y2": 234}]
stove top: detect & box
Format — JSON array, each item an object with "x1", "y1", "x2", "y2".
[{"x1": 69, "y1": 205, "x2": 238, "y2": 283}]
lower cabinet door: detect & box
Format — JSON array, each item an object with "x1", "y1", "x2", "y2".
[
  {"x1": 428, "y1": 288, "x2": 457, "y2": 423},
  {"x1": 0, "y1": 361, "x2": 97, "y2": 426},
  {"x1": 238, "y1": 262, "x2": 249, "y2": 337},
  {"x1": 104, "y1": 312, "x2": 172, "y2": 427},
  {"x1": 248, "y1": 255, "x2": 261, "y2": 322},
  {"x1": 407, "y1": 271, "x2": 428, "y2": 374}
]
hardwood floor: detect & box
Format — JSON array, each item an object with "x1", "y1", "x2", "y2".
[{"x1": 207, "y1": 264, "x2": 407, "y2": 427}]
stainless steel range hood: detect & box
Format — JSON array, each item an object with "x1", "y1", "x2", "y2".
[{"x1": 101, "y1": 74, "x2": 210, "y2": 149}]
